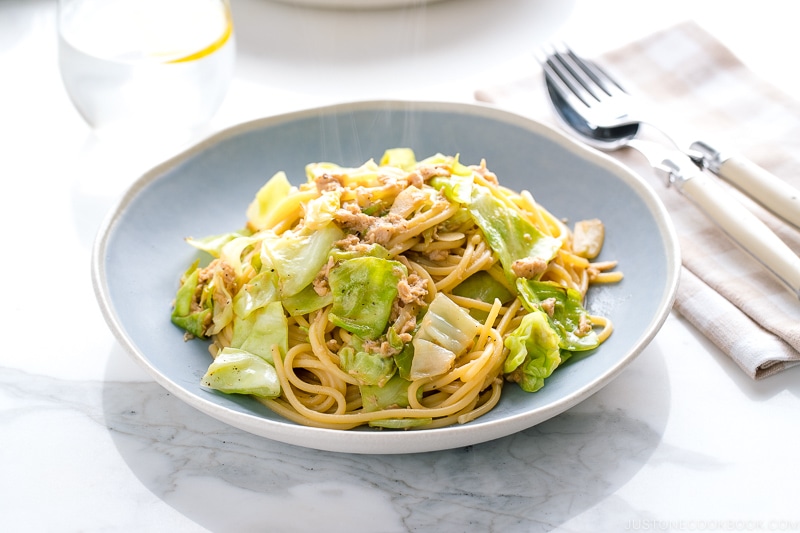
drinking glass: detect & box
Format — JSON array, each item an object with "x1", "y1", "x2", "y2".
[{"x1": 57, "y1": 0, "x2": 235, "y2": 141}]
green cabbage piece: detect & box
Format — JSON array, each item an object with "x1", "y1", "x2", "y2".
[
  {"x1": 392, "y1": 342, "x2": 415, "y2": 381},
  {"x1": 503, "y1": 310, "x2": 562, "y2": 393},
  {"x1": 439, "y1": 181, "x2": 561, "y2": 284},
  {"x1": 379, "y1": 148, "x2": 417, "y2": 171},
  {"x1": 414, "y1": 293, "x2": 481, "y2": 355},
  {"x1": 261, "y1": 222, "x2": 345, "y2": 298},
  {"x1": 410, "y1": 293, "x2": 481, "y2": 379},
  {"x1": 232, "y1": 270, "x2": 279, "y2": 319},
  {"x1": 409, "y1": 338, "x2": 456, "y2": 380},
  {"x1": 419, "y1": 152, "x2": 473, "y2": 176},
  {"x1": 426, "y1": 153, "x2": 475, "y2": 206},
  {"x1": 306, "y1": 160, "x2": 381, "y2": 189},
  {"x1": 429, "y1": 174, "x2": 473, "y2": 205},
  {"x1": 219, "y1": 234, "x2": 261, "y2": 276},
  {"x1": 282, "y1": 284, "x2": 333, "y2": 317},
  {"x1": 186, "y1": 230, "x2": 250, "y2": 258},
  {"x1": 302, "y1": 189, "x2": 341, "y2": 231},
  {"x1": 329, "y1": 242, "x2": 391, "y2": 262},
  {"x1": 171, "y1": 261, "x2": 211, "y2": 338},
  {"x1": 368, "y1": 418, "x2": 432, "y2": 429},
  {"x1": 201, "y1": 347, "x2": 280, "y2": 398},
  {"x1": 328, "y1": 256, "x2": 406, "y2": 340},
  {"x1": 339, "y1": 346, "x2": 396, "y2": 387},
  {"x1": 452, "y1": 270, "x2": 514, "y2": 320},
  {"x1": 207, "y1": 266, "x2": 236, "y2": 336},
  {"x1": 360, "y1": 373, "x2": 418, "y2": 412},
  {"x1": 171, "y1": 259, "x2": 239, "y2": 338},
  {"x1": 246, "y1": 171, "x2": 292, "y2": 230},
  {"x1": 230, "y1": 301, "x2": 288, "y2": 364},
  {"x1": 516, "y1": 279, "x2": 599, "y2": 351},
  {"x1": 452, "y1": 271, "x2": 513, "y2": 305}
]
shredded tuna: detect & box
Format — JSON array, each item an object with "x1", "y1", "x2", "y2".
[
  {"x1": 315, "y1": 172, "x2": 344, "y2": 193},
  {"x1": 390, "y1": 300, "x2": 418, "y2": 336},
  {"x1": 312, "y1": 256, "x2": 336, "y2": 296},
  {"x1": 406, "y1": 170, "x2": 424, "y2": 188},
  {"x1": 540, "y1": 297, "x2": 556, "y2": 317},
  {"x1": 577, "y1": 314, "x2": 593, "y2": 336},
  {"x1": 417, "y1": 164, "x2": 452, "y2": 181},
  {"x1": 397, "y1": 272, "x2": 428, "y2": 306},
  {"x1": 361, "y1": 339, "x2": 400, "y2": 357},
  {"x1": 198, "y1": 258, "x2": 234, "y2": 285},
  {"x1": 364, "y1": 213, "x2": 406, "y2": 246},
  {"x1": 427, "y1": 249, "x2": 449, "y2": 262},
  {"x1": 377, "y1": 167, "x2": 408, "y2": 187},
  {"x1": 334, "y1": 234, "x2": 371, "y2": 254},
  {"x1": 333, "y1": 202, "x2": 374, "y2": 233},
  {"x1": 505, "y1": 366, "x2": 523, "y2": 383},
  {"x1": 326, "y1": 338, "x2": 341, "y2": 352},
  {"x1": 511, "y1": 256, "x2": 549, "y2": 279},
  {"x1": 196, "y1": 259, "x2": 237, "y2": 309},
  {"x1": 187, "y1": 259, "x2": 236, "y2": 335},
  {"x1": 354, "y1": 186, "x2": 374, "y2": 205}
]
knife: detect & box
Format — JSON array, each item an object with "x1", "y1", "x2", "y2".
[
  {"x1": 688, "y1": 140, "x2": 800, "y2": 229},
  {"x1": 629, "y1": 139, "x2": 800, "y2": 299}
]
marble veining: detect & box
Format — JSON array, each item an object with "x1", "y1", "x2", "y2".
[
  {"x1": 0, "y1": 362, "x2": 665, "y2": 532},
  {"x1": 111, "y1": 388, "x2": 659, "y2": 532}
]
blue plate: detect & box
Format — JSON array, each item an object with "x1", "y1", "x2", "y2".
[{"x1": 92, "y1": 101, "x2": 680, "y2": 454}]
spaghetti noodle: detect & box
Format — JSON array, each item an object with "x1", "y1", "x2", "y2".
[{"x1": 170, "y1": 149, "x2": 621, "y2": 430}]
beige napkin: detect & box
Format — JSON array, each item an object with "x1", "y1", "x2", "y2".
[{"x1": 475, "y1": 21, "x2": 800, "y2": 379}]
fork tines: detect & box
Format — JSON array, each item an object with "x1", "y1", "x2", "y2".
[{"x1": 537, "y1": 43, "x2": 627, "y2": 109}]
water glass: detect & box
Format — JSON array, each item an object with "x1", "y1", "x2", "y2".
[{"x1": 57, "y1": 0, "x2": 235, "y2": 140}]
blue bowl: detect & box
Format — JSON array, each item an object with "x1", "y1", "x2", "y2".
[{"x1": 92, "y1": 100, "x2": 680, "y2": 454}]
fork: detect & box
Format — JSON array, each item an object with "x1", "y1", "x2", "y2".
[
  {"x1": 538, "y1": 43, "x2": 800, "y2": 230},
  {"x1": 539, "y1": 43, "x2": 800, "y2": 298}
]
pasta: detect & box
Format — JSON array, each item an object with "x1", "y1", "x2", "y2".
[{"x1": 170, "y1": 149, "x2": 622, "y2": 430}]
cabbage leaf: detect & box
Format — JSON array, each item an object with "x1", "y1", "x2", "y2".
[
  {"x1": 328, "y1": 256, "x2": 406, "y2": 340},
  {"x1": 516, "y1": 279, "x2": 599, "y2": 351},
  {"x1": 339, "y1": 346, "x2": 396, "y2": 387},
  {"x1": 360, "y1": 374, "x2": 416, "y2": 412},
  {"x1": 466, "y1": 184, "x2": 562, "y2": 283},
  {"x1": 246, "y1": 171, "x2": 292, "y2": 231},
  {"x1": 452, "y1": 270, "x2": 514, "y2": 320},
  {"x1": 379, "y1": 148, "x2": 417, "y2": 171},
  {"x1": 410, "y1": 293, "x2": 481, "y2": 380},
  {"x1": 230, "y1": 301, "x2": 288, "y2": 364},
  {"x1": 232, "y1": 269, "x2": 279, "y2": 319},
  {"x1": 282, "y1": 283, "x2": 333, "y2": 317},
  {"x1": 171, "y1": 262, "x2": 211, "y2": 338},
  {"x1": 261, "y1": 222, "x2": 344, "y2": 298},
  {"x1": 503, "y1": 310, "x2": 562, "y2": 393},
  {"x1": 186, "y1": 230, "x2": 250, "y2": 258},
  {"x1": 302, "y1": 189, "x2": 342, "y2": 231},
  {"x1": 435, "y1": 179, "x2": 561, "y2": 283},
  {"x1": 201, "y1": 347, "x2": 280, "y2": 398}
]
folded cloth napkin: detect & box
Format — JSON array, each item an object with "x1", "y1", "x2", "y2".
[{"x1": 475, "y1": 21, "x2": 800, "y2": 379}]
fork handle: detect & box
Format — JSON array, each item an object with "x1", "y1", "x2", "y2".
[
  {"x1": 675, "y1": 168, "x2": 800, "y2": 298},
  {"x1": 690, "y1": 141, "x2": 800, "y2": 229}
]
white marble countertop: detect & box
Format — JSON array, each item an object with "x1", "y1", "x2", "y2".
[{"x1": 3, "y1": 1, "x2": 799, "y2": 531}]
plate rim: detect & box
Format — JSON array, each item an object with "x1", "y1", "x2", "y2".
[
  {"x1": 91, "y1": 99, "x2": 681, "y2": 454},
  {"x1": 267, "y1": 0, "x2": 447, "y2": 9}
]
